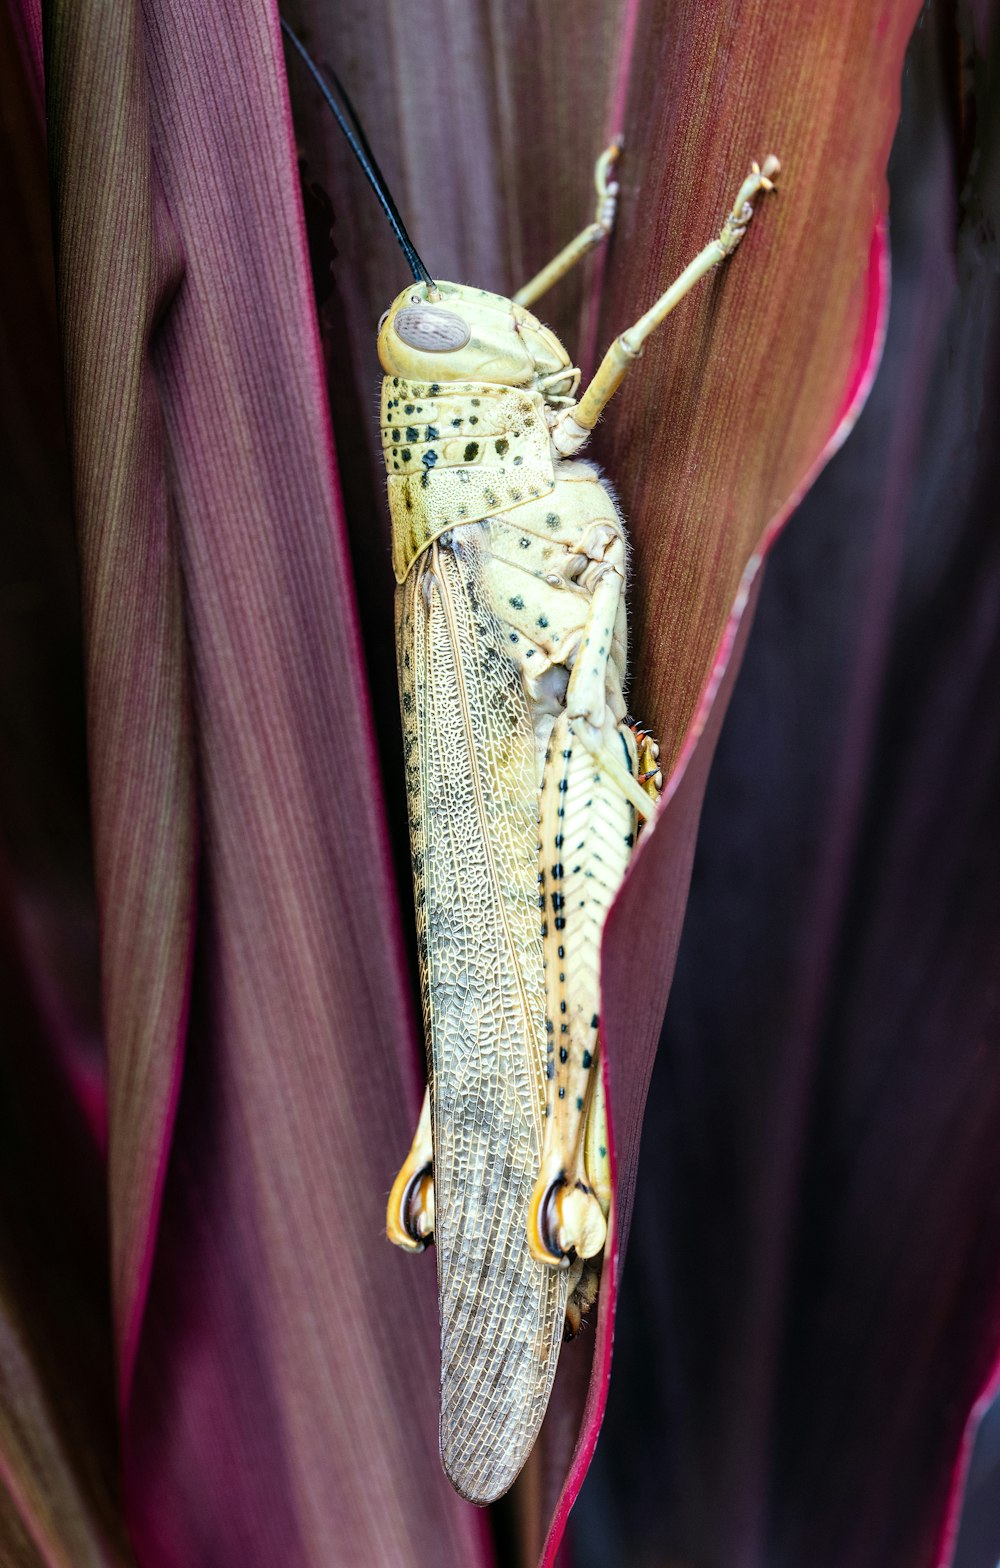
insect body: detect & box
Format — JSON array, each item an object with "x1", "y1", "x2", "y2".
[
  {"x1": 280, "y1": 14, "x2": 777, "y2": 1506},
  {"x1": 382, "y1": 321, "x2": 639, "y2": 1502},
  {"x1": 379, "y1": 161, "x2": 779, "y2": 1503}
]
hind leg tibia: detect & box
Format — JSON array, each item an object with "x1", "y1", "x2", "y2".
[{"x1": 527, "y1": 711, "x2": 637, "y2": 1265}]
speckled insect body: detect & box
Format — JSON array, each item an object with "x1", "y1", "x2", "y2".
[
  {"x1": 383, "y1": 331, "x2": 647, "y2": 1500},
  {"x1": 280, "y1": 26, "x2": 777, "y2": 1507},
  {"x1": 376, "y1": 148, "x2": 778, "y2": 1505}
]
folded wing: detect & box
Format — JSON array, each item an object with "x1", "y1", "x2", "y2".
[{"x1": 396, "y1": 524, "x2": 568, "y2": 1504}]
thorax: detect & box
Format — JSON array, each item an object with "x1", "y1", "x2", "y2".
[{"x1": 382, "y1": 376, "x2": 557, "y2": 582}]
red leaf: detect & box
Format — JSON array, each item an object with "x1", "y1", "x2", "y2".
[{"x1": 572, "y1": 8, "x2": 1000, "y2": 1566}]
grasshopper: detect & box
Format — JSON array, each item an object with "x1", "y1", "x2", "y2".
[{"x1": 283, "y1": 19, "x2": 778, "y2": 1508}]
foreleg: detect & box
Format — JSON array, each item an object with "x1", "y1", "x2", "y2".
[{"x1": 513, "y1": 141, "x2": 621, "y2": 309}]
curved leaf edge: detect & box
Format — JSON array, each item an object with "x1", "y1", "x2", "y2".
[{"x1": 936, "y1": 1362, "x2": 1000, "y2": 1566}]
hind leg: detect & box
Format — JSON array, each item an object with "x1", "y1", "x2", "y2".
[
  {"x1": 530, "y1": 706, "x2": 663, "y2": 1280},
  {"x1": 561, "y1": 729, "x2": 661, "y2": 1331},
  {"x1": 527, "y1": 710, "x2": 639, "y2": 1265},
  {"x1": 386, "y1": 1087, "x2": 435, "y2": 1252}
]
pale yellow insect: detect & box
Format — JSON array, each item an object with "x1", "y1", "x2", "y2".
[{"x1": 377, "y1": 150, "x2": 780, "y2": 1504}]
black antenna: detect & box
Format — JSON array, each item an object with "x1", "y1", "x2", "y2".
[{"x1": 280, "y1": 18, "x2": 434, "y2": 288}]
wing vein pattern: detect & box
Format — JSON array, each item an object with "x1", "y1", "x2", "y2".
[{"x1": 397, "y1": 526, "x2": 568, "y2": 1503}]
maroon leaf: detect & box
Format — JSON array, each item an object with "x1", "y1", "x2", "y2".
[
  {"x1": 33, "y1": 0, "x2": 488, "y2": 1561},
  {"x1": 0, "y1": 8, "x2": 129, "y2": 1561}
]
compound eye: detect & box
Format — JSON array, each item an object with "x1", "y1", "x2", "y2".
[{"x1": 393, "y1": 305, "x2": 471, "y2": 352}]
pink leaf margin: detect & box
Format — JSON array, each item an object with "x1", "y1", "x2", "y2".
[{"x1": 935, "y1": 1357, "x2": 1000, "y2": 1565}]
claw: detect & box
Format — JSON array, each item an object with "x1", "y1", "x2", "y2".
[
  {"x1": 595, "y1": 137, "x2": 624, "y2": 196},
  {"x1": 630, "y1": 725, "x2": 664, "y2": 806},
  {"x1": 719, "y1": 157, "x2": 781, "y2": 255},
  {"x1": 594, "y1": 138, "x2": 624, "y2": 233}
]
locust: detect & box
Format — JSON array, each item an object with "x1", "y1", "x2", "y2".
[{"x1": 283, "y1": 20, "x2": 778, "y2": 1508}]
